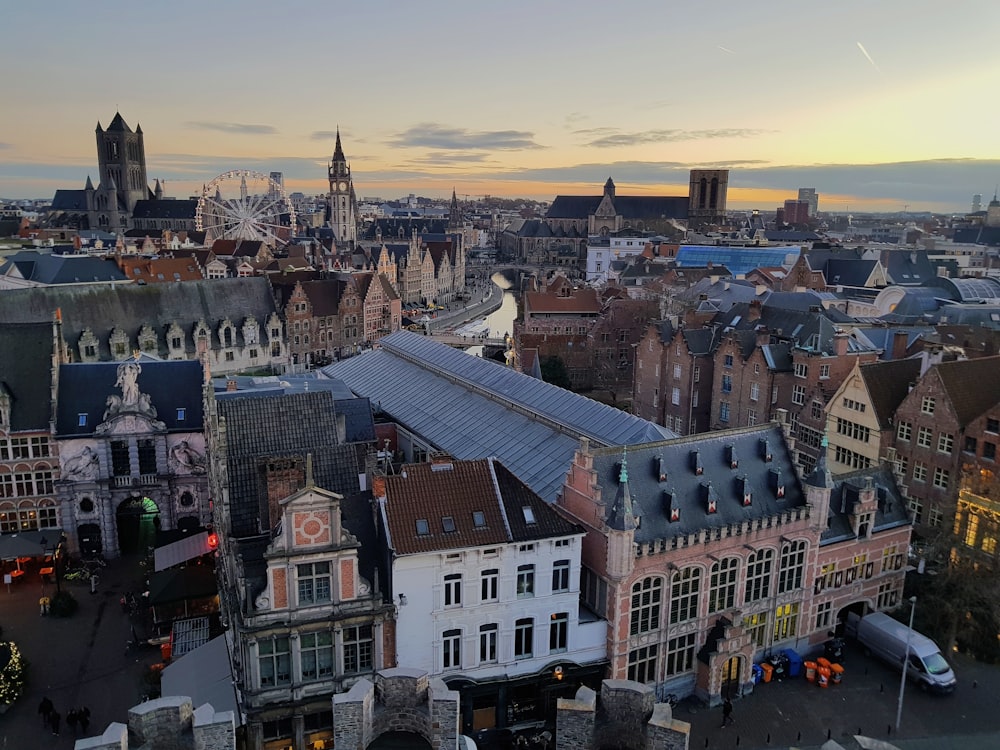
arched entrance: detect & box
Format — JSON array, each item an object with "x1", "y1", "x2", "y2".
[
  {"x1": 837, "y1": 601, "x2": 870, "y2": 638},
  {"x1": 719, "y1": 655, "x2": 742, "y2": 699},
  {"x1": 116, "y1": 495, "x2": 159, "y2": 555},
  {"x1": 369, "y1": 731, "x2": 432, "y2": 750}
]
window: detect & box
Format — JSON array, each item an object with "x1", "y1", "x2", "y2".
[
  {"x1": 836, "y1": 418, "x2": 871, "y2": 443},
  {"x1": 472, "y1": 510, "x2": 486, "y2": 528},
  {"x1": 176, "y1": 408, "x2": 186, "y2": 421},
  {"x1": 415, "y1": 519, "x2": 430, "y2": 535},
  {"x1": 938, "y1": 433, "x2": 954, "y2": 454},
  {"x1": 630, "y1": 577, "x2": 663, "y2": 635},
  {"x1": 693, "y1": 366, "x2": 701, "y2": 383},
  {"x1": 521, "y1": 506, "x2": 536, "y2": 524},
  {"x1": 933, "y1": 467, "x2": 950, "y2": 490},
  {"x1": 743, "y1": 612, "x2": 769, "y2": 648},
  {"x1": 909, "y1": 497, "x2": 924, "y2": 524},
  {"x1": 444, "y1": 573, "x2": 462, "y2": 607},
  {"x1": 262, "y1": 718, "x2": 293, "y2": 744},
  {"x1": 720, "y1": 401, "x2": 730, "y2": 423},
  {"x1": 300, "y1": 631, "x2": 334, "y2": 680},
  {"x1": 777, "y1": 540, "x2": 806, "y2": 593},
  {"x1": 514, "y1": 618, "x2": 533, "y2": 659},
  {"x1": 964, "y1": 436, "x2": 978, "y2": 454},
  {"x1": 549, "y1": 613, "x2": 568, "y2": 653},
  {"x1": 627, "y1": 645, "x2": 658, "y2": 683},
  {"x1": 137, "y1": 438, "x2": 157, "y2": 475},
  {"x1": 552, "y1": 559, "x2": 570, "y2": 593},
  {"x1": 665, "y1": 633, "x2": 696, "y2": 676},
  {"x1": 342, "y1": 625, "x2": 373, "y2": 674},
  {"x1": 819, "y1": 364, "x2": 830, "y2": 379},
  {"x1": 724, "y1": 354, "x2": 734, "y2": 368},
  {"x1": 670, "y1": 567, "x2": 701, "y2": 624},
  {"x1": 988, "y1": 418, "x2": 1000, "y2": 434},
  {"x1": 985, "y1": 442, "x2": 997, "y2": 461},
  {"x1": 481, "y1": 569, "x2": 499, "y2": 602},
  {"x1": 921, "y1": 397, "x2": 936, "y2": 415},
  {"x1": 297, "y1": 561, "x2": 332, "y2": 605},
  {"x1": 673, "y1": 364, "x2": 682, "y2": 380},
  {"x1": 721, "y1": 374, "x2": 732, "y2": 393},
  {"x1": 671, "y1": 387, "x2": 680, "y2": 406},
  {"x1": 516, "y1": 564, "x2": 535, "y2": 597},
  {"x1": 708, "y1": 558, "x2": 739, "y2": 613},
  {"x1": 479, "y1": 624, "x2": 498, "y2": 663},
  {"x1": 773, "y1": 602, "x2": 799, "y2": 642},
  {"x1": 747, "y1": 408, "x2": 757, "y2": 426},
  {"x1": 442, "y1": 516, "x2": 456, "y2": 533},
  {"x1": 110, "y1": 440, "x2": 130, "y2": 476},
  {"x1": 815, "y1": 601, "x2": 832, "y2": 630},
  {"x1": 754, "y1": 362, "x2": 761, "y2": 375},
  {"x1": 772, "y1": 386, "x2": 779, "y2": 404},
  {"x1": 877, "y1": 582, "x2": 899, "y2": 610},
  {"x1": 258, "y1": 637, "x2": 291, "y2": 687},
  {"x1": 792, "y1": 385, "x2": 806, "y2": 406},
  {"x1": 912, "y1": 461, "x2": 927, "y2": 482},
  {"x1": 811, "y1": 400, "x2": 823, "y2": 420},
  {"x1": 749, "y1": 382, "x2": 760, "y2": 402},
  {"x1": 744, "y1": 548, "x2": 773, "y2": 603},
  {"x1": 442, "y1": 629, "x2": 462, "y2": 669},
  {"x1": 917, "y1": 426, "x2": 932, "y2": 448},
  {"x1": 794, "y1": 362, "x2": 807, "y2": 378},
  {"x1": 897, "y1": 421, "x2": 912, "y2": 441}
]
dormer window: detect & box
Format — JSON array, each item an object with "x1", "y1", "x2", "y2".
[
  {"x1": 742, "y1": 477, "x2": 753, "y2": 507},
  {"x1": 776, "y1": 485, "x2": 785, "y2": 499},
  {"x1": 728, "y1": 445, "x2": 739, "y2": 469},
  {"x1": 760, "y1": 438, "x2": 773, "y2": 462},
  {"x1": 702, "y1": 482, "x2": 718, "y2": 514},
  {"x1": 656, "y1": 456, "x2": 667, "y2": 482},
  {"x1": 78, "y1": 413, "x2": 88, "y2": 427},
  {"x1": 707, "y1": 499, "x2": 717, "y2": 514},
  {"x1": 691, "y1": 450, "x2": 703, "y2": 476}
]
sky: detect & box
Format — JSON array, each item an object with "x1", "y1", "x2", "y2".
[{"x1": 1, "y1": 0, "x2": 998, "y2": 213}]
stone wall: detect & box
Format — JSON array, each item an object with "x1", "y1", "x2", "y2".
[
  {"x1": 74, "y1": 697, "x2": 236, "y2": 750},
  {"x1": 556, "y1": 680, "x2": 689, "y2": 750}
]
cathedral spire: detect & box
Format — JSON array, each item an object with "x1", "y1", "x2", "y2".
[
  {"x1": 608, "y1": 447, "x2": 637, "y2": 530},
  {"x1": 332, "y1": 127, "x2": 346, "y2": 162}
]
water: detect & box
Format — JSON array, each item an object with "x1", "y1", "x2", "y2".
[{"x1": 464, "y1": 272, "x2": 516, "y2": 357}]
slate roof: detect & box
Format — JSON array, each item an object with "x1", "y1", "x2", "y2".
[
  {"x1": 50, "y1": 189, "x2": 89, "y2": 212},
  {"x1": 380, "y1": 458, "x2": 581, "y2": 555},
  {"x1": 822, "y1": 465, "x2": 910, "y2": 544},
  {"x1": 546, "y1": 195, "x2": 689, "y2": 221},
  {"x1": 322, "y1": 331, "x2": 674, "y2": 502},
  {"x1": 933, "y1": 355, "x2": 1000, "y2": 427},
  {"x1": 0, "y1": 323, "x2": 56, "y2": 432},
  {"x1": 951, "y1": 226, "x2": 1000, "y2": 247},
  {"x1": 824, "y1": 258, "x2": 878, "y2": 287},
  {"x1": 0, "y1": 251, "x2": 128, "y2": 284},
  {"x1": 764, "y1": 230, "x2": 820, "y2": 242},
  {"x1": 588, "y1": 424, "x2": 806, "y2": 543},
  {"x1": 217, "y1": 391, "x2": 364, "y2": 537},
  {"x1": 859, "y1": 358, "x2": 922, "y2": 429},
  {"x1": 0, "y1": 277, "x2": 278, "y2": 358},
  {"x1": 880, "y1": 249, "x2": 936, "y2": 285},
  {"x1": 716, "y1": 300, "x2": 874, "y2": 355},
  {"x1": 131, "y1": 199, "x2": 198, "y2": 220},
  {"x1": 55, "y1": 359, "x2": 204, "y2": 437}
]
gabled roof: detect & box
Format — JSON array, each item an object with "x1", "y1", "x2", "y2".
[
  {"x1": 300, "y1": 278, "x2": 348, "y2": 317},
  {"x1": 50, "y1": 189, "x2": 89, "y2": 212},
  {"x1": 217, "y1": 391, "x2": 364, "y2": 538},
  {"x1": 322, "y1": 331, "x2": 674, "y2": 502},
  {"x1": 859, "y1": 358, "x2": 922, "y2": 429},
  {"x1": 131, "y1": 199, "x2": 198, "y2": 220},
  {"x1": 588, "y1": 424, "x2": 806, "y2": 542},
  {"x1": 822, "y1": 464, "x2": 910, "y2": 544},
  {"x1": 824, "y1": 258, "x2": 878, "y2": 288},
  {"x1": 546, "y1": 195, "x2": 688, "y2": 221},
  {"x1": 0, "y1": 323, "x2": 55, "y2": 432},
  {"x1": 105, "y1": 112, "x2": 132, "y2": 132},
  {"x1": 381, "y1": 458, "x2": 581, "y2": 555},
  {"x1": 119, "y1": 256, "x2": 203, "y2": 283},
  {"x1": 55, "y1": 359, "x2": 203, "y2": 437},
  {"x1": 933, "y1": 355, "x2": 1000, "y2": 427},
  {"x1": 524, "y1": 287, "x2": 601, "y2": 315},
  {"x1": 0, "y1": 251, "x2": 127, "y2": 284}
]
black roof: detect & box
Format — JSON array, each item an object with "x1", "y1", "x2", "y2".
[
  {"x1": 589, "y1": 423, "x2": 806, "y2": 543},
  {"x1": 55, "y1": 359, "x2": 204, "y2": 437},
  {"x1": 0, "y1": 323, "x2": 55, "y2": 432},
  {"x1": 50, "y1": 189, "x2": 89, "y2": 212},
  {"x1": 546, "y1": 195, "x2": 689, "y2": 221},
  {"x1": 822, "y1": 464, "x2": 910, "y2": 545},
  {"x1": 217, "y1": 391, "x2": 366, "y2": 538},
  {"x1": 131, "y1": 199, "x2": 198, "y2": 220},
  {"x1": 0, "y1": 251, "x2": 127, "y2": 284}
]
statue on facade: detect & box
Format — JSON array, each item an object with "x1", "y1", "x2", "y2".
[
  {"x1": 115, "y1": 360, "x2": 141, "y2": 406},
  {"x1": 170, "y1": 440, "x2": 206, "y2": 475},
  {"x1": 63, "y1": 446, "x2": 99, "y2": 481}
]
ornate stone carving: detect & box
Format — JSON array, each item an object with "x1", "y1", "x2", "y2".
[
  {"x1": 170, "y1": 440, "x2": 206, "y2": 475},
  {"x1": 63, "y1": 446, "x2": 100, "y2": 480}
]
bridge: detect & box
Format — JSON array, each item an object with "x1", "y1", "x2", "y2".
[{"x1": 425, "y1": 332, "x2": 509, "y2": 349}]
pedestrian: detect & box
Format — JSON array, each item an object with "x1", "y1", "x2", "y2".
[
  {"x1": 38, "y1": 696, "x2": 53, "y2": 727},
  {"x1": 67, "y1": 708, "x2": 79, "y2": 733},
  {"x1": 50, "y1": 708, "x2": 61, "y2": 736},
  {"x1": 721, "y1": 697, "x2": 734, "y2": 727},
  {"x1": 79, "y1": 706, "x2": 91, "y2": 733}
]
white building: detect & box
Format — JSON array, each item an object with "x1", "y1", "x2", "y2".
[
  {"x1": 586, "y1": 236, "x2": 656, "y2": 284},
  {"x1": 375, "y1": 456, "x2": 608, "y2": 734}
]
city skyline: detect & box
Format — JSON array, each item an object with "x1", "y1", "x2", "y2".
[{"x1": 1, "y1": 1, "x2": 998, "y2": 212}]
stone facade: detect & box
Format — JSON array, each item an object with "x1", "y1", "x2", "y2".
[{"x1": 75, "y1": 696, "x2": 236, "y2": 750}]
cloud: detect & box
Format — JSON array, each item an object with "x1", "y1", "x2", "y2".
[
  {"x1": 856, "y1": 41, "x2": 880, "y2": 73},
  {"x1": 0, "y1": 142, "x2": 10, "y2": 149},
  {"x1": 718, "y1": 46, "x2": 736, "y2": 55},
  {"x1": 311, "y1": 130, "x2": 339, "y2": 141},
  {"x1": 403, "y1": 153, "x2": 494, "y2": 165},
  {"x1": 387, "y1": 123, "x2": 543, "y2": 151},
  {"x1": 582, "y1": 128, "x2": 770, "y2": 148},
  {"x1": 184, "y1": 121, "x2": 278, "y2": 135}
]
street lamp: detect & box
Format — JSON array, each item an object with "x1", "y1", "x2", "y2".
[{"x1": 895, "y1": 596, "x2": 917, "y2": 730}]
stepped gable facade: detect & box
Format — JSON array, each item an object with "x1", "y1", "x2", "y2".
[{"x1": 0, "y1": 277, "x2": 287, "y2": 376}]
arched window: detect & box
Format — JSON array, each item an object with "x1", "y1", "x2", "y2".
[
  {"x1": 778, "y1": 539, "x2": 807, "y2": 593},
  {"x1": 0, "y1": 501, "x2": 17, "y2": 533},
  {"x1": 744, "y1": 548, "x2": 774, "y2": 604},
  {"x1": 629, "y1": 577, "x2": 663, "y2": 635},
  {"x1": 708, "y1": 557, "x2": 739, "y2": 613},
  {"x1": 699, "y1": 177, "x2": 708, "y2": 209},
  {"x1": 37, "y1": 499, "x2": 58, "y2": 528},
  {"x1": 18, "y1": 499, "x2": 37, "y2": 530},
  {"x1": 670, "y1": 567, "x2": 702, "y2": 625}
]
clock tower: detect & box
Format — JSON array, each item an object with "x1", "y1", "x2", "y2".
[{"x1": 328, "y1": 128, "x2": 357, "y2": 247}]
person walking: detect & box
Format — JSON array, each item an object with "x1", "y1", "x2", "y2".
[
  {"x1": 721, "y1": 697, "x2": 734, "y2": 727},
  {"x1": 78, "y1": 706, "x2": 91, "y2": 734},
  {"x1": 50, "y1": 708, "x2": 61, "y2": 736},
  {"x1": 67, "y1": 708, "x2": 79, "y2": 734},
  {"x1": 37, "y1": 696, "x2": 53, "y2": 728}
]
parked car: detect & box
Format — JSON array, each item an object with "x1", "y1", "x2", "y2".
[{"x1": 847, "y1": 611, "x2": 956, "y2": 693}]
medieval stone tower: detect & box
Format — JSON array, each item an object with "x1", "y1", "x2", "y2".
[
  {"x1": 95, "y1": 112, "x2": 150, "y2": 219},
  {"x1": 687, "y1": 169, "x2": 729, "y2": 228},
  {"x1": 328, "y1": 128, "x2": 358, "y2": 247}
]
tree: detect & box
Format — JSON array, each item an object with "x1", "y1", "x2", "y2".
[{"x1": 540, "y1": 355, "x2": 571, "y2": 389}]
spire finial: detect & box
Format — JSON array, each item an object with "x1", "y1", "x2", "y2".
[{"x1": 619, "y1": 446, "x2": 628, "y2": 484}]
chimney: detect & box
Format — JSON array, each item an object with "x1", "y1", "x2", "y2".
[
  {"x1": 748, "y1": 299, "x2": 762, "y2": 323},
  {"x1": 373, "y1": 475, "x2": 387, "y2": 499},
  {"x1": 834, "y1": 330, "x2": 849, "y2": 357},
  {"x1": 892, "y1": 330, "x2": 908, "y2": 360},
  {"x1": 226, "y1": 379, "x2": 238, "y2": 392}
]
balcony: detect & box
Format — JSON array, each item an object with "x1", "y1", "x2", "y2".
[{"x1": 112, "y1": 474, "x2": 159, "y2": 488}]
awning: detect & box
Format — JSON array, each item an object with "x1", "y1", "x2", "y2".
[
  {"x1": 154, "y1": 531, "x2": 212, "y2": 572},
  {"x1": 0, "y1": 528, "x2": 63, "y2": 561},
  {"x1": 147, "y1": 565, "x2": 218, "y2": 605},
  {"x1": 161, "y1": 633, "x2": 239, "y2": 718}
]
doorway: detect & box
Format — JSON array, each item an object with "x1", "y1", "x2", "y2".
[
  {"x1": 116, "y1": 495, "x2": 159, "y2": 555},
  {"x1": 720, "y1": 655, "x2": 741, "y2": 698}
]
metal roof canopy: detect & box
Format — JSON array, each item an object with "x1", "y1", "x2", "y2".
[{"x1": 154, "y1": 531, "x2": 212, "y2": 572}]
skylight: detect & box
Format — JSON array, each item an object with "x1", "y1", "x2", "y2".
[
  {"x1": 522, "y1": 506, "x2": 536, "y2": 524},
  {"x1": 472, "y1": 511, "x2": 486, "y2": 528},
  {"x1": 415, "y1": 519, "x2": 430, "y2": 535},
  {"x1": 442, "y1": 516, "x2": 456, "y2": 533}
]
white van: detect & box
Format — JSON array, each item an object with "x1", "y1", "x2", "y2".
[{"x1": 848, "y1": 611, "x2": 956, "y2": 693}]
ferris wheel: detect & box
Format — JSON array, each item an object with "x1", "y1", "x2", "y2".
[{"x1": 195, "y1": 170, "x2": 296, "y2": 246}]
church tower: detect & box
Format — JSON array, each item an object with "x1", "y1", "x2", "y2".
[
  {"x1": 328, "y1": 129, "x2": 358, "y2": 247},
  {"x1": 95, "y1": 112, "x2": 149, "y2": 220}
]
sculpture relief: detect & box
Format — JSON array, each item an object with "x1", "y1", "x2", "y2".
[
  {"x1": 63, "y1": 446, "x2": 100, "y2": 481},
  {"x1": 115, "y1": 360, "x2": 141, "y2": 406},
  {"x1": 170, "y1": 440, "x2": 207, "y2": 475}
]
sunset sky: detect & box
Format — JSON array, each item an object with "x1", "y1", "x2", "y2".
[{"x1": 1, "y1": 0, "x2": 998, "y2": 212}]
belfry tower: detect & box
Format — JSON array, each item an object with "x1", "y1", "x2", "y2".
[{"x1": 328, "y1": 129, "x2": 358, "y2": 246}]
